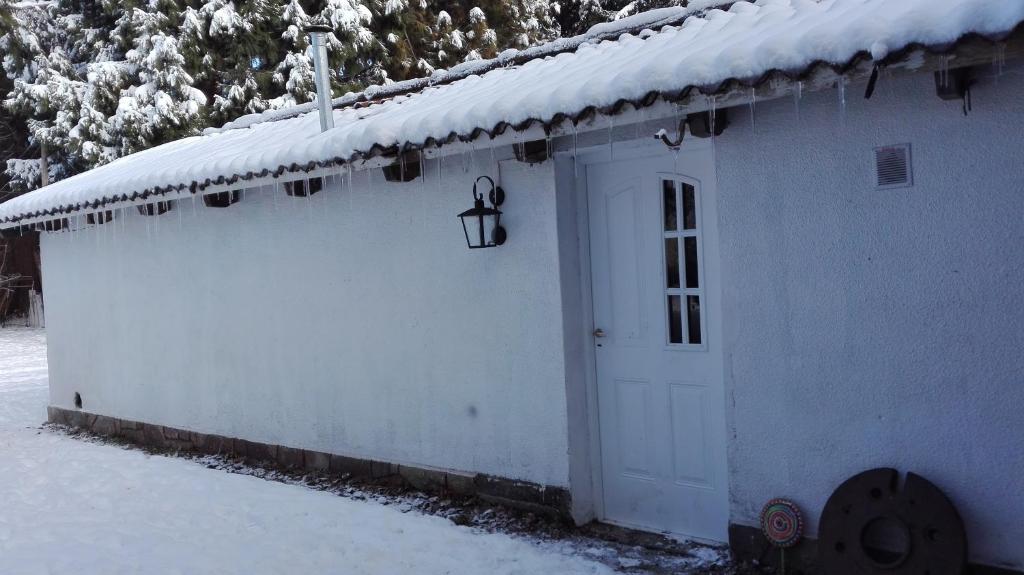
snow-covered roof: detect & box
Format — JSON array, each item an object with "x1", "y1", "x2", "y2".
[{"x1": 2, "y1": 0, "x2": 1023, "y2": 227}]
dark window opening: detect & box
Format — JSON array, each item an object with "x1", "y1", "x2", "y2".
[
  {"x1": 284, "y1": 178, "x2": 324, "y2": 198},
  {"x1": 381, "y1": 152, "x2": 422, "y2": 183},
  {"x1": 203, "y1": 191, "x2": 241, "y2": 208},
  {"x1": 86, "y1": 211, "x2": 115, "y2": 225},
  {"x1": 137, "y1": 201, "x2": 173, "y2": 216},
  {"x1": 38, "y1": 219, "x2": 69, "y2": 232},
  {"x1": 513, "y1": 140, "x2": 550, "y2": 164}
]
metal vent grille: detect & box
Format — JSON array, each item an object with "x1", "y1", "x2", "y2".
[{"x1": 874, "y1": 144, "x2": 912, "y2": 189}]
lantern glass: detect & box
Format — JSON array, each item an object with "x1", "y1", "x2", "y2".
[{"x1": 458, "y1": 200, "x2": 504, "y2": 249}]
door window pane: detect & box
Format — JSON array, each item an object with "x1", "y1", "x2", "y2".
[
  {"x1": 665, "y1": 238, "x2": 680, "y2": 289},
  {"x1": 668, "y1": 295, "x2": 683, "y2": 344},
  {"x1": 687, "y1": 296, "x2": 702, "y2": 344},
  {"x1": 682, "y1": 183, "x2": 697, "y2": 230},
  {"x1": 663, "y1": 180, "x2": 677, "y2": 231},
  {"x1": 684, "y1": 236, "x2": 699, "y2": 289}
]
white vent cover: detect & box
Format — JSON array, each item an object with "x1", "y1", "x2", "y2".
[{"x1": 874, "y1": 144, "x2": 913, "y2": 189}]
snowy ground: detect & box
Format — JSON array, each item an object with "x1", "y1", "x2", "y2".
[{"x1": 0, "y1": 328, "x2": 731, "y2": 574}]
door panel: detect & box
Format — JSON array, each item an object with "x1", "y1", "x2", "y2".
[
  {"x1": 669, "y1": 382, "x2": 711, "y2": 487},
  {"x1": 588, "y1": 149, "x2": 728, "y2": 542},
  {"x1": 614, "y1": 378, "x2": 654, "y2": 478},
  {"x1": 602, "y1": 181, "x2": 646, "y2": 345}
]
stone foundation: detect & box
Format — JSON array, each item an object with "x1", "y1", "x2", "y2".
[{"x1": 48, "y1": 406, "x2": 571, "y2": 517}]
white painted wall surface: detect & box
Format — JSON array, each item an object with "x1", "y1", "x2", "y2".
[
  {"x1": 41, "y1": 152, "x2": 572, "y2": 488},
  {"x1": 715, "y1": 66, "x2": 1024, "y2": 569}
]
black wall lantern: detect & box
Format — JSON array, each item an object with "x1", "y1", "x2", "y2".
[{"x1": 458, "y1": 176, "x2": 506, "y2": 249}]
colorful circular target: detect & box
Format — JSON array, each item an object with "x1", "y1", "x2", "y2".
[{"x1": 760, "y1": 498, "x2": 803, "y2": 548}]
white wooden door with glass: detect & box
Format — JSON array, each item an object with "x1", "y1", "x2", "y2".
[{"x1": 587, "y1": 151, "x2": 728, "y2": 541}]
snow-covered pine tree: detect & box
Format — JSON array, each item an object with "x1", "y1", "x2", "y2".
[
  {"x1": 553, "y1": 0, "x2": 619, "y2": 36},
  {"x1": 315, "y1": 0, "x2": 379, "y2": 94},
  {"x1": 1, "y1": 1, "x2": 86, "y2": 190},
  {"x1": 195, "y1": 0, "x2": 279, "y2": 125},
  {"x1": 372, "y1": 0, "x2": 433, "y2": 79},
  {"x1": 73, "y1": 1, "x2": 132, "y2": 166},
  {"x1": 112, "y1": 7, "x2": 206, "y2": 155},
  {"x1": 274, "y1": 0, "x2": 316, "y2": 106},
  {"x1": 373, "y1": 0, "x2": 556, "y2": 81},
  {"x1": 1, "y1": 0, "x2": 575, "y2": 193},
  {"x1": 461, "y1": 6, "x2": 496, "y2": 60},
  {"x1": 0, "y1": 0, "x2": 14, "y2": 33}
]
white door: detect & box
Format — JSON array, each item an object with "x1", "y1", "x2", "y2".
[{"x1": 587, "y1": 148, "x2": 728, "y2": 541}]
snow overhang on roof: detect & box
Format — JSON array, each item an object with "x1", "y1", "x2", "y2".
[{"x1": 2, "y1": 0, "x2": 1023, "y2": 229}]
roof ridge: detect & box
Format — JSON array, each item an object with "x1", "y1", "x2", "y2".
[{"x1": 205, "y1": 2, "x2": 739, "y2": 135}]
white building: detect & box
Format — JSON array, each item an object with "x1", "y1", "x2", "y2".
[{"x1": 2, "y1": 0, "x2": 1023, "y2": 571}]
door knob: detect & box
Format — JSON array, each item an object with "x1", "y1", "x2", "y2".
[{"x1": 593, "y1": 328, "x2": 607, "y2": 338}]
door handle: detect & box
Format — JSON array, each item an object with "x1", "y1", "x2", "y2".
[{"x1": 593, "y1": 328, "x2": 607, "y2": 338}]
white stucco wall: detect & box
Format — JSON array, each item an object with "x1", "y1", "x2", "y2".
[
  {"x1": 41, "y1": 152, "x2": 572, "y2": 488},
  {"x1": 716, "y1": 66, "x2": 1024, "y2": 569}
]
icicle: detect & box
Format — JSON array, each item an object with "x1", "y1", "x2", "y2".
[
  {"x1": 572, "y1": 123, "x2": 579, "y2": 181},
  {"x1": 708, "y1": 95, "x2": 719, "y2": 158},
  {"x1": 993, "y1": 43, "x2": 1007, "y2": 79},
  {"x1": 306, "y1": 180, "x2": 315, "y2": 226},
  {"x1": 672, "y1": 122, "x2": 680, "y2": 175},
  {"x1": 793, "y1": 82, "x2": 803, "y2": 122},
  {"x1": 490, "y1": 145, "x2": 497, "y2": 185},
  {"x1": 347, "y1": 165, "x2": 354, "y2": 213},
  {"x1": 749, "y1": 88, "x2": 757, "y2": 131},
  {"x1": 436, "y1": 154, "x2": 442, "y2": 194},
  {"x1": 838, "y1": 77, "x2": 847, "y2": 124},
  {"x1": 321, "y1": 174, "x2": 329, "y2": 228},
  {"x1": 104, "y1": 209, "x2": 111, "y2": 254},
  {"x1": 442, "y1": 156, "x2": 450, "y2": 198},
  {"x1": 608, "y1": 117, "x2": 614, "y2": 162}
]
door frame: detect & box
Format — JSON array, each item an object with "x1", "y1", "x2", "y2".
[{"x1": 567, "y1": 135, "x2": 721, "y2": 532}]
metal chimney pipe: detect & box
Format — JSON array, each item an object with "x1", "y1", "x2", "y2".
[{"x1": 306, "y1": 22, "x2": 335, "y2": 133}]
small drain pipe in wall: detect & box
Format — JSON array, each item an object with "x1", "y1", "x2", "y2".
[{"x1": 306, "y1": 21, "x2": 335, "y2": 133}]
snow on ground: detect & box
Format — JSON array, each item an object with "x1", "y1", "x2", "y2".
[{"x1": 0, "y1": 327, "x2": 619, "y2": 574}]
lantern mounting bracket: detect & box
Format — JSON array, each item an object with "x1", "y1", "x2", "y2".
[{"x1": 478, "y1": 176, "x2": 505, "y2": 207}]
